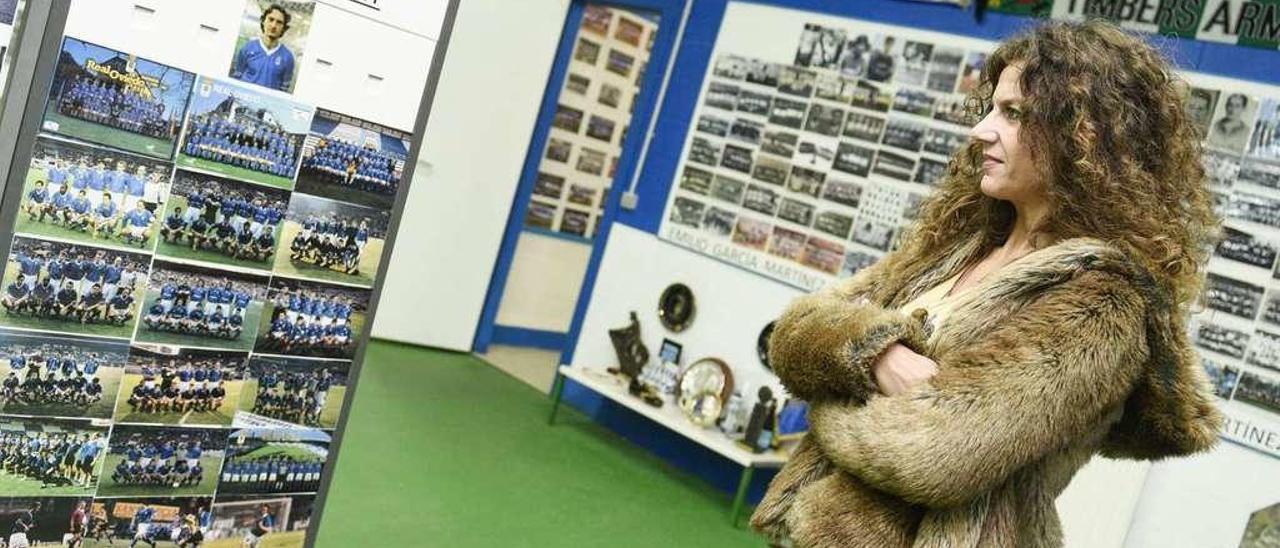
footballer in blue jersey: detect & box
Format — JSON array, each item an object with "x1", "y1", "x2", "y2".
[
  {"x1": 231, "y1": 6, "x2": 296, "y2": 92},
  {"x1": 23, "y1": 180, "x2": 49, "y2": 221}
]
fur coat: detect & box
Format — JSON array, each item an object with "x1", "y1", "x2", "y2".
[{"x1": 750, "y1": 235, "x2": 1222, "y2": 548}]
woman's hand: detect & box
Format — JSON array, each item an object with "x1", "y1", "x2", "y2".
[{"x1": 872, "y1": 343, "x2": 938, "y2": 396}]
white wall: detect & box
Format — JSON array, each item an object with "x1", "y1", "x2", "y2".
[{"x1": 372, "y1": 0, "x2": 571, "y2": 349}]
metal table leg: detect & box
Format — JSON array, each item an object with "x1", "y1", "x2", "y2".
[
  {"x1": 547, "y1": 371, "x2": 566, "y2": 425},
  {"x1": 730, "y1": 465, "x2": 755, "y2": 528}
]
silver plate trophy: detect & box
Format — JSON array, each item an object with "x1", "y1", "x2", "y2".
[{"x1": 677, "y1": 357, "x2": 734, "y2": 427}]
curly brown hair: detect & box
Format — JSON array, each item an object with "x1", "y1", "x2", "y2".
[{"x1": 887, "y1": 19, "x2": 1218, "y2": 310}]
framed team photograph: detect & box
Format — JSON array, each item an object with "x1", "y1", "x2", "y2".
[
  {"x1": 208, "y1": 494, "x2": 315, "y2": 548},
  {"x1": 925, "y1": 47, "x2": 964, "y2": 93},
  {"x1": 696, "y1": 114, "x2": 730, "y2": 137},
  {"x1": 295, "y1": 108, "x2": 411, "y2": 211},
  {"x1": 702, "y1": 206, "x2": 736, "y2": 238},
  {"x1": 1204, "y1": 272, "x2": 1264, "y2": 320},
  {"x1": 678, "y1": 166, "x2": 713, "y2": 195},
  {"x1": 768, "y1": 97, "x2": 808, "y2": 129},
  {"x1": 688, "y1": 137, "x2": 721, "y2": 167},
  {"x1": 813, "y1": 210, "x2": 854, "y2": 239},
  {"x1": 586, "y1": 115, "x2": 616, "y2": 143},
  {"x1": 803, "y1": 103, "x2": 844, "y2": 137},
  {"x1": 134, "y1": 260, "x2": 271, "y2": 351},
  {"x1": 1246, "y1": 330, "x2": 1280, "y2": 373},
  {"x1": 525, "y1": 201, "x2": 555, "y2": 230},
  {"x1": 843, "y1": 111, "x2": 885, "y2": 142},
  {"x1": 1248, "y1": 98, "x2": 1280, "y2": 162},
  {"x1": 760, "y1": 129, "x2": 798, "y2": 158},
  {"x1": 1261, "y1": 290, "x2": 1280, "y2": 327},
  {"x1": 15, "y1": 136, "x2": 173, "y2": 251},
  {"x1": 178, "y1": 76, "x2": 315, "y2": 190},
  {"x1": 669, "y1": 196, "x2": 705, "y2": 228},
  {"x1": 732, "y1": 216, "x2": 771, "y2": 251},
  {"x1": 568, "y1": 184, "x2": 597, "y2": 207},
  {"x1": 1203, "y1": 150, "x2": 1240, "y2": 189},
  {"x1": 872, "y1": 150, "x2": 916, "y2": 182},
  {"x1": 752, "y1": 156, "x2": 790, "y2": 186},
  {"x1": 744, "y1": 58, "x2": 780, "y2": 87},
  {"x1": 851, "y1": 79, "x2": 892, "y2": 113},
  {"x1": 768, "y1": 226, "x2": 806, "y2": 261},
  {"x1": 0, "y1": 236, "x2": 149, "y2": 339},
  {"x1": 778, "y1": 67, "x2": 816, "y2": 97},
  {"x1": 88, "y1": 496, "x2": 213, "y2": 547},
  {"x1": 932, "y1": 93, "x2": 971, "y2": 127},
  {"x1": 882, "y1": 118, "x2": 927, "y2": 152},
  {"x1": 113, "y1": 344, "x2": 249, "y2": 426},
  {"x1": 894, "y1": 40, "x2": 933, "y2": 87},
  {"x1": 553, "y1": 103, "x2": 584, "y2": 132},
  {"x1": 236, "y1": 355, "x2": 350, "y2": 429},
  {"x1": 720, "y1": 144, "x2": 754, "y2": 174},
  {"x1": 560, "y1": 208, "x2": 591, "y2": 237},
  {"x1": 728, "y1": 118, "x2": 764, "y2": 146},
  {"x1": 1215, "y1": 226, "x2": 1278, "y2": 270},
  {"x1": 737, "y1": 89, "x2": 772, "y2": 116},
  {"x1": 565, "y1": 74, "x2": 590, "y2": 96},
  {"x1": 794, "y1": 138, "x2": 835, "y2": 169},
  {"x1": 1235, "y1": 372, "x2": 1280, "y2": 414},
  {"x1": 0, "y1": 415, "x2": 109, "y2": 496},
  {"x1": 273, "y1": 192, "x2": 389, "y2": 287},
  {"x1": 582, "y1": 4, "x2": 612, "y2": 36},
  {"x1": 800, "y1": 236, "x2": 844, "y2": 274},
  {"x1": 743, "y1": 184, "x2": 780, "y2": 216},
  {"x1": 97, "y1": 424, "x2": 227, "y2": 497},
  {"x1": 598, "y1": 83, "x2": 622, "y2": 108},
  {"x1": 853, "y1": 216, "x2": 896, "y2": 251},
  {"x1": 778, "y1": 197, "x2": 815, "y2": 227},
  {"x1": 219, "y1": 427, "x2": 329, "y2": 495},
  {"x1": 576, "y1": 147, "x2": 607, "y2": 175},
  {"x1": 606, "y1": 49, "x2": 635, "y2": 78},
  {"x1": 814, "y1": 73, "x2": 856, "y2": 104},
  {"x1": 154, "y1": 169, "x2": 290, "y2": 271},
  {"x1": 1202, "y1": 359, "x2": 1240, "y2": 399},
  {"x1": 710, "y1": 174, "x2": 746, "y2": 205},
  {"x1": 923, "y1": 127, "x2": 968, "y2": 157},
  {"x1": 575, "y1": 38, "x2": 601, "y2": 65},
  {"x1": 705, "y1": 82, "x2": 739, "y2": 111},
  {"x1": 1193, "y1": 321, "x2": 1250, "y2": 359},
  {"x1": 229, "y1": 0, "x2": 316, "y2": 93},
  {"x1": 545, "y1": 138, "x2": 573, "y2": 163},
  {"x1": 1227, "y1": 190, "x2": 1280, "y2": 229},
  {"x1": 0, "y1": 328, "x2": 127, "y2": 420},
  {"x1": 256, "y1": 276, "x2": 370, "y2": 359},
  {"x1": 787, "y1": 166, "x2": 825, "y2": 198},
  {"x1": 713, "y1": 54, "x2": 748, "y2": 80},
  {"x1": 821, "y1": 178, "x2": 863, "y2": 209},
  {"x1": 891, "y1": 88, "x2": 936, "y2": 118},
  {"x1": 42, "y1": 37, "x2": 196, "y2": 159},
  {"x1": 832, "y1": 142, "x2": 875, "y2": 177}
]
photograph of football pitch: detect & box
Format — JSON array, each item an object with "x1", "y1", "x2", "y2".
[
  {"x1": 132, "y1": 288, "x2": 265, "y2": 352},
  {"x1": 271, "y1": 220, "x2": 382, "y2": 287},
  {"x1": 174, "y1": 157, "x2": 296, "y2": 190},
  {"x1": 0, "y1": 362, "x2": 122, "y2": 419},
  {"x1": 112, "y1": 373, "x2": 246, "y2": 426},
  {"x1": 203, "y1": 530, "x2": 306, "y2": 548}
]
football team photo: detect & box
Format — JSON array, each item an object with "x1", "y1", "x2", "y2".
[
  {"x1": 273, "y1": 192, "x2": 388, "y2": 287},
  {"x1": 133, "y1": 260, "x2": 270, "y2": 351},
  {"x1": 155, "y1": 169, "x2": 289, "y2": 271},
  {"x1": 97, "y1": 424, "x2": 227, "y2": 497},
  {"x1": 254, "y1": 277, "x2": 368, "y2": 359},
  {"x1": 42, "y1": 37, "x2": 196, "y2": 159},
  {"x1": 0, "y1": 415, "x2": 108, "y2": 496},
  {"x1": 0, "y1": 327, "x2": 128, "y2": 420},
  {"x1": 113, "y1": 344, "x2": 249, "y2": 426},
  {"x1": 235, "y1": 355, "x2": 349, "y2": 429},
  {"x1": 16, "y1": 135, "x2": 173, "y2": 251},
  {"x1": 177, "y1": 76, "x2": 314, "y2": 189},
  {"x1": 218, "y1": 428, "x2": 328, "y2": 496},
  {"x1": 0, "y1": 235, "x2": 150, "y2": 339},
  {"x1": 229, "y1": 0, "x2": 316, "y2": 94},
  {"x1": 294, "y1": 107, "x2": 409, "y2": 210},
  {"x1": 0, "y1": 497, "x2": 94, "y2": 548}
]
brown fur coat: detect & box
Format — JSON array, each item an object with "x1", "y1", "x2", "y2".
[{"x1": 751, "y1": 236, "x2": 1222, "y2": 548}]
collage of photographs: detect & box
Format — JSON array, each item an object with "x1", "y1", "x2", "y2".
[
  {"x1": 525, "y1": 5, "x2": 657, "y2": 241},
  {"x1": 0, "y1": 1, "x2": 407, "y2": 546},
  {"x1": 661, "y1": 20, "x2": 1280, "y2": 444}
]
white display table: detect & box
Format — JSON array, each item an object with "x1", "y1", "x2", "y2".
[{"x1": 548, "y1": 365, "x2": 789, "y2": 527}]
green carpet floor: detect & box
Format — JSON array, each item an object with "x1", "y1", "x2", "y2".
[{"x1": 313, "y1": 340, "x2": 768, "y2": 547}]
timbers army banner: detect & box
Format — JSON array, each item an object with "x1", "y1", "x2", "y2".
[{"x1": 988, "y1": 0, "x2": 1280, "y2": 50}]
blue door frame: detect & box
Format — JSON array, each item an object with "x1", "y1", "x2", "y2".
[{"x1": 473, "y1": 0, "x2": 687, "y2": 355}]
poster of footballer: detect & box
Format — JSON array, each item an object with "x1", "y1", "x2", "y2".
[
  {"x1": 255, "y1": 276, "x2": 368, "y2": 360},
  {"x1": 0, "y1": 416, "x2": 108, "y2": 496},
  {"x1": 0, "y1": 327, "x2": 128, "y2": 420},
  {"x1": 274, "y1": 192, "x2": 389, "y2": 287},
  {"x1": 177, "y1": 76, "x2": 315, "y2": 190},
  {"x1": 155, "y1": 169, "x2": 289, "y2": 272},
  {"x1": 133, "y1": 260, "x2": 271, "y2": 352},
  {"x1": 230, "y1": 0, "x2": 316, "y2": 94},
  {"x1": 96, "y1": 424, "x2": 228, "y2": 497},
  {"x1": 206, "y1": 494, "x2": 314, "y2": 548},
  {"x1": 86, "y1": 496, "x2": 213, "y2": 547},
  {"x1": 113, "y1": 344, "x2": 249, "y2": 426},
  {"x1": 16, "y1": 135, "x2": 172, "y2": 251},
  {"x1": 41, "y1": 37, "x2": 196, "y2": 159},
  {"x1": 0, "y1": 236, "x2": 149, "y2": 340},
  {"x1": 236, "y1": 355, "x2": 350, "y2": 429},
  {"x1": 294, "y1": 108, "x2": 411, "y2": 210}
]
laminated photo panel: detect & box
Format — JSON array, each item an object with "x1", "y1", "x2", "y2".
[{"x1": 41, "y1": 37, "x2": 196, "y2": 160}]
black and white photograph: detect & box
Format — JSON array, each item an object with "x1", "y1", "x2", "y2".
[
  {"x1": 274, "y1": 192, "x2": 390, "y2": 287},
  {"x1": 801, "y1": 236, "x2": 845, "y2": 274},
  {"x1": 218, "y1": 427, "x2": 329, "y2": 495},
  {"x1": 552, "y1": 103, "x2": 584, "y2": 133},
  {"x1": 745, "y1": 58, "x2": 780, "y2": 87},
  {"x1": 1234, "y1": 371, "x2": 1280, "y2": 414},
  {"x1": 778, "y1": 198, "x2": 815, "y2": 227},
  {"x1": 932, "y1": 93, "x2": 972, "y2": 126},
  {"x1": 606, "y1": 49, "x2": 635, "y2": 78},
  {"x1": 43, "y1": 37, "x2": 196, "y2": 160},
  {"x1": 1247, "y1": 330, "x2": 1280, "y2": 373},
  {"x1": 892, "y1": 88, "x2": 936, "y2": 117},
  {"x1": 778, "y1": 67, "x2": 816, "y2": 98},
  {"x1": 1241, "y1": 159, "x2": 1280, "y2": 190},
  {"x1": 803, "y1": 103, "x2": 845, "y2": 137},
  {"x1": 843, "y1": 111, "x2": 885, "y2": 143},
  {"x1": 155, "y1": 169, "x2": 290, "y2": 271},
  {"x1": 802, "y1": 25, "x2": 846, "y2": 69},
  {"x1": 1203, "y1": 272, "x2": 1264, "y2": 320},
  {"x1": 16, "y1": 136, "x2": 173, "y2": 251},
  {"x1": 768, "y1": 226, "x2": 807, "y2": 261},
  {"x1": 1185, "y1": 86, "x2": 1220, "y2": 137},
  {"x1": 1, "y1": 236, "x2": 149, "y2": 339},
  {"x1": 525, "y1": 201, "x2": 555, "y2": 230},
  {"x1": 0, "y1": 328, "x2": 128, "y2": 420},
  {"x1": 238, "y1": 354, "x2": 351, "y2": 429},
  {"x1": 701, "y1": 206, "x2": 736, "y2": 238},
  {"x1": 787, "y1": 166, "x2": 825, "y2": 198},
  {"x1": 566, "y1": 73, "x2": 591, "y2": 95},
  {"x1": 688, "y1": 136, "x2": 721, "y2": 167},
  {"x1": 743, "y1": 184, "x2": 780, "y2": 216},
  {"x1": 256, "y1": 276, "x2": 371, "y2": 359},
  {"x1": 903, "y1": 192, "x2": 926, "y2": 220},
  {"x1": 836, "y1": 34, "x2": 872, "y2": 78},
  {"x1": 1226, "y1": 190, "x2": 1280, "y2": 229},
  {"x1": 1206, "y1": 92, "x2": 1259, "y2": 154},
  {"x1": 577, "y1": 147, "x2": 607, "y2": 175},
  {"x1": 760, "y1": 130, "x2": 798, "y2": 158},
  {"x1": 615, "y1": 16, "x2": 646, "y2": 47},
  {"x1": 814, "y1": 74, "x2": 857, "y2": 104},
  {"x1": 769, "y1": 97, "x2": 809, "y2": 129},
  {"x1": 720, "y1": 144, "x2": 755, "y2": 174},
  {"x1": 97, "y1": 424, "x2": 227, "y2": 497},
  {"x1": 135, "y1": 260, "x2": 271, "y2": 352},
  {"x1": 710, "y1": 174, "x2": 746, "y2": 205},
  {"x1": 728, "y1": 118, "x2": 765, "y2": 146},
  {"x1": 814, "y1": 210, "x2": 854, "y2": 239},
  {"x1": 0, "y1": 498, "x2": 95, "y2": 546},
  {"x1": 1203, "y1": 150, "x2": 1239, "y2": 189},
  {"x1": 893, "y1": 40, "x2": 933, "y2": 87},
  {"x1": 794, "y1": 139, "x2": 836, "y2": 168},
  {"x1": 575, "y1": 38, "x2": 601, "y2": 65},
  {"x1": 559, "y1": 208, "x2": 591, "y2": 237},
  {"x1": 1214, "y1": 226, "x2": 1277, "y2": 270},
  {"x1": 795, "y1": 24, "x2": 820, "y2": 67},
  {"x1": 1262, "y1": 290, "x2": 1280, "y2": 328},
  {"x1": 178, "y1": 75, "x2": 313, "y2": 190},
  {"x1": 732, "y1": 216, "x2": 771, "y2": 251},
  {"x1": 713, "y1": 54, "x2": 748, "y2": 80},
  {"x1": 546, "y1": 137, "x2": 573, "y2": 163},
  {"x1": 229, "y1": 0, "x2": 315, "y2": 93},
  {"x1": 872, "y1": 150, "x2": 917, "y2": 182},
  {"x1": 533, "y1": 172, "x2": 565, "y2": 200},
  {"x1": 737, "y1": 90, "x2": 772, "y2": 116},
  {"x1": 1202, "y1": 358, "x2": 1240, "y2": 399},
  {"x1": 821, "y1": 178, "x2": 863, "y2": 209},
  {"x1": 0, "y1": 416, "x2": 108, "y2": 496},
  {"x1": 696, "y1": 114, "x2": 731, "y2": 137},
  {"x1": 678, "y1": 166, "x2": 713, "y2": 195},
  {"x1": 852, "y1": 216, "x2": 896, "y2": 251},
  {"x1": 923, "y1": 127, "x2": 969, "y2": 157},
  {"x1": 752, "y1": 156, "x2": 790, "y2": 186},
  {"x1": 864, "y1": 35, "x2": 900, "y2": 83},
  {"x1": 675, "y1": 195, "x2": 706, "y2": 227},
  {"x1": 568, "y1": 185, "x2": 596, "y2": 208},
  {"x1": 915, "y1": 157, "x2": 949, "y2": 186},
  {"x1": 851, "y1": 80, "x2": 892, "y2": 113},
  {"x1": 1248, "y1": 98, "x2": 1280, "y2": 162},
  {"x1": 841, "y1": 248, "x2": 880, "y2": 277},
  {"x1": 925, "y1": 47, "x2": 964, "y2": 93},
  {"x1": 114, "y1": 344, "x2": 249, "y2": 426},
  {"x1": 586, "y1": 115, "x2": 616, "y2": 143},
  {"x1": 599, "y1": 83, "x2": 623, "y2": 108},
  {"x1": 832, "y1": 142, "x2": 875, "y2": 177},
  {"x1": 705, "y1": 82, "x2": 739, "y2": 111},
  {"x1": 881, "y1": 118, "x2": 927, "y2": 152}
]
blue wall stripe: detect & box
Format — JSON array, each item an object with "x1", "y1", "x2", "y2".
[{"x1": 490, "y1": 325, "x2": 569, "y2": 351}]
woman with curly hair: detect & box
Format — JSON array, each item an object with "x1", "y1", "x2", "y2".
[{"x1": 751, "y1": 20, "x2": 1222, "y2": 548}]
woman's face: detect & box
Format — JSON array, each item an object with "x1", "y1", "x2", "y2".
[{"x1": 970, "y1": 64, "x2": 1041, "y2": 204}]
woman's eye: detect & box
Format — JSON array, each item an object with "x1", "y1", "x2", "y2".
[{"x1": 1005, "y1": 108, "x2": 1023, "y2": 121}]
